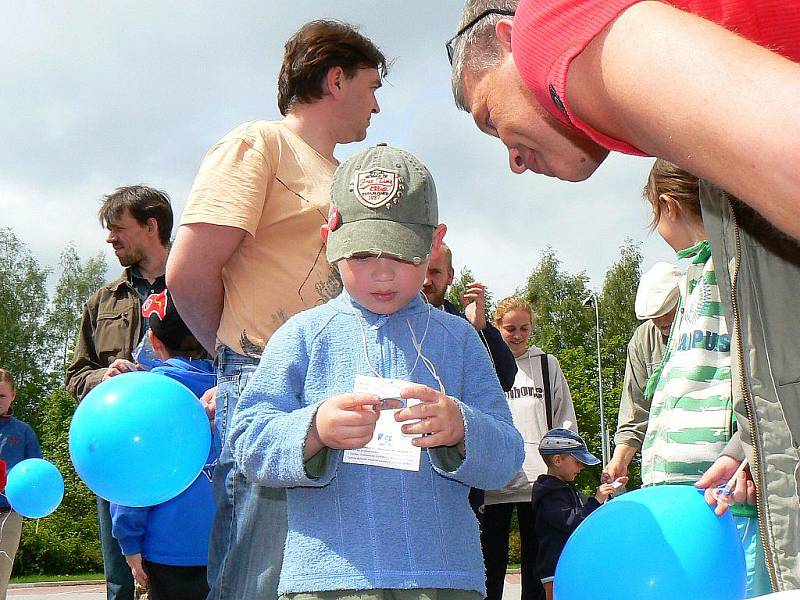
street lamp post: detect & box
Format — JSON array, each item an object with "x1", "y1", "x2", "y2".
[{"x1": 582, "y1": 291, "x2": 609, "y2": 466}]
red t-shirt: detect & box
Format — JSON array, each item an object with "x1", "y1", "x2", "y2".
[{"x1": 511, "y1": 0, "x2": 800, "y2": 155}]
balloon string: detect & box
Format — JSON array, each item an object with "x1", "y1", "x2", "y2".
[
  {"x1": 0, "y1": 510, "x2": 11, "y2": 564},
  {"x1": 717, "y1": 458, "x2": 749, "y2": 499}
]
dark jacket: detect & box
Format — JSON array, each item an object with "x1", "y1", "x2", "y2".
[
  {"x1": 530, "y1": 474, "x2": 601, "y2": 579},
  {"x1": 443, "y1": 299, "x2": 517, "y2": 392}
]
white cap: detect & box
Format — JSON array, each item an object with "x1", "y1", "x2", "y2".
[{"x1": 635, "y1": 262, "x2": 681, "y2": 320}]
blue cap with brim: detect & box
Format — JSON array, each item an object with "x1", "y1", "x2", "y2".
[{"x1": 539, "y1": 428, "x2": 600, "y2": 466}]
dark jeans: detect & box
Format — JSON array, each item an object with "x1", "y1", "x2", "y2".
[
  {"x1": 144, "y1": 561, "x2": 209, "y2": 600},
  {"x1": 481, "y1": 502, "x2": 544, "y2": 600},
  {"x1": 98, "y1": 496, "x2": 134, "y2": 600}
]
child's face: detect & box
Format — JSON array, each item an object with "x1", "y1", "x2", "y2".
[
  {"x1": 0, "y1": 382, "x2": 15, "y2": 415},
  {"x1": 339, "y1": 255, "x2": 428, "y2": 315},
  {"x1": 552, "y1": 454, "x2": 585, "y2": 482},
  {"x1": 498, "y1": 309, "x2": 532, "y2": 357}
]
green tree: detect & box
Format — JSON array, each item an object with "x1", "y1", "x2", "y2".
[
  {"x1": 0, "y1": 228, "x2": 54, "y2": 428},
  {"x1": 522, "y1": 247, "x2": 594, "y2": 354},
  {"x1": 445, "y1": 266, "x2": 495, "y2": 322},
  {"x1": 15, "y1": 389, "x2": 102, "y2": 575},
  {"x1": 46, "y1": 245, "x2": 108, "y2": 375}
]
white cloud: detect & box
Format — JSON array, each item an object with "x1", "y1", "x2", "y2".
[{"x1": 1, "y1": 1, "x2": 677, "y2": 297}]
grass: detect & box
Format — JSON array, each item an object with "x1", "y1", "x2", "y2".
[{"x1": 10, "y1": 572, "x2": 104, "y2": 584}]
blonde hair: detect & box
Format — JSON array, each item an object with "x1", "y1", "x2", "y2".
[
  {"x1": 0, "y1": 369, "x2": 16, "y2": 393},
  {"x1": 494, "y1": 295, "x2": 534, "y2": 326},
  {"x1": 644, "y1": 159, "x2": 702, "y2": 230}
]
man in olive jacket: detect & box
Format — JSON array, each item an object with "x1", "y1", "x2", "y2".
[{"x1": 66, "y1": 185, "x2": 172, "y2": 600}]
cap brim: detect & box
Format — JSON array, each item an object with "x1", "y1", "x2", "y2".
[
  {"x1": 573, "y1": 450, "x2": 601, "y2": 466},
  {"x1": 326, "y1": 219, "x2": 434, "y2": 264}
]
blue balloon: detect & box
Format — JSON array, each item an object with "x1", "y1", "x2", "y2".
[
  {"x1": 69, "y1": 371, "x2": 211, "y2": 507},
  {"x1": 555, "y1": 486, "x2": 745, "y2": 600},
  {"x1": 6, "y1": 458, "x2": 64, "y2": 518}
]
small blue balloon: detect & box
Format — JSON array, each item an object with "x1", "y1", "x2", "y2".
[
  {"x1": 6, "y1": 458, "x2": 65, "y2": 518},
  {"x1": 69, "y1": 371, "x2": 211, "y2": 507},
  {"x1": 555, "y1": 486, "x2": 746, "y2": 600}
]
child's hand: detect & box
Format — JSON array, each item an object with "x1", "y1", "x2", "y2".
[
  {"x1": 308, "y1": 394, "x2": 380, "y2": 457},
  {"x1": 395, "y1": 384, "x2": 465, "y2": 452},
  {"x1": 595, "y1": 479, "x2": 625, "y2": 503}
]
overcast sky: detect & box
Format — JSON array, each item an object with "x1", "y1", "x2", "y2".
[{"x1": 1, "y1": 1, "x2": 675, "y2": 301}]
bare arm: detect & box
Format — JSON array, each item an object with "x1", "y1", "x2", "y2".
[
  {"x1": 166, "y1": 223, "x2": 246, "y2": 354},
  {"x1": 569, "y1": 1, "x2": 800, "y2": 239}
]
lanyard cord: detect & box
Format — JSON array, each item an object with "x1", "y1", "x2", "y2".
[{"x1": 349, "y1": 293, "x2": 446, "y2": 395}]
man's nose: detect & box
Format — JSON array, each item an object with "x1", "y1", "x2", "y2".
[{"x1": 508, "y1": 148, "x2": 527, "y2": 174}]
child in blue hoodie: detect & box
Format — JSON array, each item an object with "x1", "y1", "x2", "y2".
[
  {"x1": 0, "y1": 368, "x2": 42, "y2": 598},
  {"x1": 110, "y1": 290, "x2": 216, "y2": 600},
  {"x1": 227, "y1": 144, "x2": 525, "y2": 600}
]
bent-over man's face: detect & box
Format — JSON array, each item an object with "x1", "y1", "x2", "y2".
[{"x1": 462, "y1": 51, "x2": 608, "y2": 182}]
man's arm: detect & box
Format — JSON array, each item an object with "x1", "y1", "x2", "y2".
[
  {"x1": 479, "y1": 324, "x2": 518, "y2": 392},
  {"x1": 65, "y1": 300, "x2": 106, "y2": 399},
  {"x1": 569, "y1": 1, "x2": 800, "y2": 239},
  {"x1": 166, "y1": 223, "x2": 246, "y2": 354}
]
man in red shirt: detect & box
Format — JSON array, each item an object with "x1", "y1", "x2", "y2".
[{"x1": 447, "y1": 0, "x2": 800, "y2": 240}]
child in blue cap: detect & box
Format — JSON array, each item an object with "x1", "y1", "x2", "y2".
[{"x1": 531, "y1": 427, "x2": 624, "y2": 600}]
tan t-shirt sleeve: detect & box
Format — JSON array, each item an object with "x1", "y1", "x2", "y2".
[{"x1": 181, "y1": 124, "x2": 278, "y2": 236}]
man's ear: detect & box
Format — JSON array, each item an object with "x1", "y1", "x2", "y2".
[
  {"x1": 320, "y1": 223, "x2": 330, "y2": 244},
  {"x1": 495, "y1": 18, "x2": 513, "y2": 54},
  {"x1": 431, "y1": 223, "x2": 447, "y2": 253},
  {"x1": 325, "y1": 66, "x2": 346, "y2": 98},
  {"x1": 146, "y1": 217, "x2": 158, "y2": 236}
]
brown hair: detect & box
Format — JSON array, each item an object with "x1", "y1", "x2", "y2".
[
  {"x1": 98, "y1": 185, "x2": 173, "y2": 246},
  {"x1": 277, "y1": 20, "x2": 388, "y2": 116},
  {"x1": 494, "y1": 295, "x2": 534, "y2": 327},
  {"x1": 0, "y1": 369, "x2": 16, "y2": 393},
  {"x1": 644, "y1": 159, "x2": 702, "y2": 230}
]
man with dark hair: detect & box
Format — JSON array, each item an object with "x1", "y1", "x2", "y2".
[
  {"x1": 167, "y1": 19, "x2": 387, "y2": 600},
  {"x1": 67, "y1": 184, "x2": 173, "y2": 600}
]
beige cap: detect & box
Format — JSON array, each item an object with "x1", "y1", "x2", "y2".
[{"x1": 635, "y1": 262, "x2": 681, "y2": 320}]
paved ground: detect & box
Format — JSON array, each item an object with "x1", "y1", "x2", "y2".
[{"x1": 8, "y1": 575, "x2": 523, "y2": 599}]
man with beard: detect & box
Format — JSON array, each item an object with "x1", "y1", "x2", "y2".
[
  {"x1": 67, "y1": 185, "x2": 173, "y2": 600},
  {"x1": 423, "y1": 242, "x2": 516, "y2": 393}
]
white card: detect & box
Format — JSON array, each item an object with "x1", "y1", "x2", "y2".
[{"x1": 342, "y1": 375, "x2": 422, "y2": 471}]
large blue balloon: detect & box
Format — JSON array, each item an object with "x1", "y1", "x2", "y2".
[
  {"x1": 6, "y1": 458, "x2": 64, "y2": 518},
  {"x1": 555, "y1": 485, "x2": 745, "y2": 600},
  {"x1": 69, "y1": 371, "x2": 211, "y2": 507}
]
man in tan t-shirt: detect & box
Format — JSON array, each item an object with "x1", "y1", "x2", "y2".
[{"x1": 167, "y1": 20, "x2": 387, "y2": 600}]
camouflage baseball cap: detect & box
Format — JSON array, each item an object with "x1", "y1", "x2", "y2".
[{"x1": 326, "y1": 144, "x2": 438, "y2": 265}]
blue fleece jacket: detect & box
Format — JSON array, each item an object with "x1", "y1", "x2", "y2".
[
  {"x1": 0, "y1": 416, "x2": 42, "y2": 510},
  {"x1": 110, "y1": 357, "x2": 217, "y2": 566},
  {"x1": 229, "y1": 292, "x2": 525, "y2": 595}
]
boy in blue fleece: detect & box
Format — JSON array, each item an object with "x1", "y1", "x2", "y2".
[
  {"x1": 227, "y1": 144, "x2": 525, "y2": 600},
  {"x1": 110, "y1": 290, "x2": 216, "y2": 600}
]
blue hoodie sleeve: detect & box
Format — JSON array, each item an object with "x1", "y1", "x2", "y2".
[
  {"x1": 429, "y1": 325, "x2": 524, "y2": 489},
  {"x1": 109, "y1": 503, "x2": 151, "y2": 556},
  {"x1": 22, "y1": 422, "x2": 42, "y2": 460},
  {"x1": 229, "y1": 317, "x2": 340, "y2": 488}
]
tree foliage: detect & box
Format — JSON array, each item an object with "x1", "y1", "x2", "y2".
[{"x1": 0, "y1": 229, "x2": 104, "y2": 575}]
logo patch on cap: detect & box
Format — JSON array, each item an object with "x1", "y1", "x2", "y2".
[
  {"x1": 142, "y1": 289, "x2": 168, "y2": 320},
  {"x1": 352, "y1": 168, "x2": 404, "y2": 208}
]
